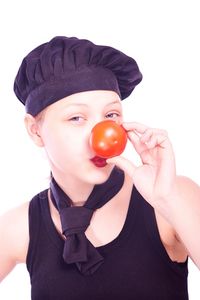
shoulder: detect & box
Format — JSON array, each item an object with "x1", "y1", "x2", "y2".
[{"x1": 0, "y1": 201, "x2": 30, "y2": 263}]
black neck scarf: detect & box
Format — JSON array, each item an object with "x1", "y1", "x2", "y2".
[{"x1": 50, "y1": 167, "x2": 124, "y2": 275}]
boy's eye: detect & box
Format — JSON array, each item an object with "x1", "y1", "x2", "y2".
[
  {"x1": 69, "y1": 116, "x2": 85, "y2": 122},
  {"x1": 105, "y1": 112, "x2": 120, "y2": 119}
]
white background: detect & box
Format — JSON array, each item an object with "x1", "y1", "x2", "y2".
[{"x1": 0, "y1": 0, "x2": 200, "y2": 299}]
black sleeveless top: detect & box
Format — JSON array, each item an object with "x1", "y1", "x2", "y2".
[{"x1": 27, "y1": 186, "x2": 188, "y2": 300}]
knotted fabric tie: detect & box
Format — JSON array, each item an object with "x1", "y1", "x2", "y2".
[{"x1": 50, "y1": 167, "x2": 124, "y2": 275}]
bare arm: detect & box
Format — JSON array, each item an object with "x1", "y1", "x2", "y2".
[
  {"x1": 107, "y1": 122, "x2": 200, "y2": 269},
  {"x1": 164, "y1": 176, "x2": 200, "y2": 268},
  {"x1": 0, "y1": 202, "x2": 29, "y2": 282}
]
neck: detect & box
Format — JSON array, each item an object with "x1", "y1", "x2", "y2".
[{"x1": 51, "y1": 171, "x2": 94, "y2": 206}]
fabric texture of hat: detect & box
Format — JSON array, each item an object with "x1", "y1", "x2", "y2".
[{"x1": 14, "y1": 36, "x2": 142, "y2": 116}]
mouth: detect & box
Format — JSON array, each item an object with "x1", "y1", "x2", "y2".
[{"x1": 90, "y1": 156, "x2": 107, "y2": 168}]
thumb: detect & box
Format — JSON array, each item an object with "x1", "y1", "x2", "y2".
[{"x1": 106, "y1": 156, "x2": 136, "y2": 178}]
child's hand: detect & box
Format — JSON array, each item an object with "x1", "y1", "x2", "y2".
[{"x1": 107, "y1": 122, "x2": 177, "y2": 208}]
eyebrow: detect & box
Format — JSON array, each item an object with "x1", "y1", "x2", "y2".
[
  {"x1": 65, "y1": 100, "x2": 121, "y2": 108},
  {"x1": 105, "y1": 100, "x2": 121, "y2": 107}
]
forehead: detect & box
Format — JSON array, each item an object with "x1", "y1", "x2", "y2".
[
  {"x1": 36, "y1": 90, "x2": 122, "y2": 124},
  {"x1": 49, "y1": 90, "x2": 121, "y2": 111}
]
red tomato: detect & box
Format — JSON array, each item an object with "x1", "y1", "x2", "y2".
[{"x1": 90, "y1": 120, "x2": 127, "y2": 158}]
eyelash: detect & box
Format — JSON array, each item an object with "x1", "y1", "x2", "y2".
[
  {"x1": 68, "y1": 112, "x2": 121, "y2": 123},
  {"x1": 69, "y1": 116, "x2": 85, "y2": 122},
  {"x1": 105, "y1": 112, "x2": 121, "y2": 119}
]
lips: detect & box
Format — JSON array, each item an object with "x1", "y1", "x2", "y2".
[{"x1": 90, "y1": 156, "x2": 107, "y2": 168}]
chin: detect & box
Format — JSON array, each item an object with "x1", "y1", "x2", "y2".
[{"x1": 86, "y1": 164, "x2": 114, "y2": 185}]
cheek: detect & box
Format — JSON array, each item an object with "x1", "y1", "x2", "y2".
[
  {"x1": 42, "y1": 128, "x2": 89, "y2": 163},
  {"x1": 67, "y1": 131, "x2": 93, "y2": 159}
]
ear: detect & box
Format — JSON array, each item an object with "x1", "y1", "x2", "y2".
[{"x1": 24, "y1": 114, "x2": 44, "y2": 147}]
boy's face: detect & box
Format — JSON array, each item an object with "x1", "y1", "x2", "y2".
[{"x1": 35, "y1": 90, "x2": 123, "y2": 185}]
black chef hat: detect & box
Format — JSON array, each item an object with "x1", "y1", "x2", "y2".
[{"x1": 14, "y1": 36, "x2": 142, "y2": 116}]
